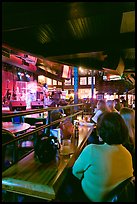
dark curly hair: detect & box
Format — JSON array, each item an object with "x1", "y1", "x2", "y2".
[{"x1": 96, "y1": 112, "x2": 129, "y2": 145}]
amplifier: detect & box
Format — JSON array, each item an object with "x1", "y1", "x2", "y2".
[
  {"x1": 31, "y1": 101, "x2": 44, "y2": 109},
  {"x1": 9, "y1": 101, "x2": 26, "y2": 111}
]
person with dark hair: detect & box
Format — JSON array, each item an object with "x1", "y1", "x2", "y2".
[
  {"x1": 114, "y1": 98, "x2": 121, "y2": 112},
  {"x1": 120, "y1": 107, "x2": 135, "y2": 174},
  {"x1": 88, "y1": 99, "x2": 109, "y2": 144},
  {"x1": 121, "y1": 99, "x2": 127, "y2": 108},
  {"x1": 49, "y1": 109, "x2": 62, "y2": 129},
  {"x1": 106, "y1": 100, "x2": 118, "y2": 112},
  {"x1": 120, "y1": 107, "x2": 135, "y2": 147},
  {"x1": 72, "y1": 112, "x2": 134, "y2": 202}
]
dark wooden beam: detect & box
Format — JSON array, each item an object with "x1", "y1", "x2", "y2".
[{"x1": 36, "y1": 68, "x2": 64, "y2": 82}]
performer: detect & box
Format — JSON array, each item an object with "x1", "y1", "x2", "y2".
[{"x1": 6, "y1": 89, "x2": 11, "y2": 101}]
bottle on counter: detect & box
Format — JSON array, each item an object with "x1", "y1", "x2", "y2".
[{"x1": 74, "y1": 121, "x2": 79, "y2": 138}]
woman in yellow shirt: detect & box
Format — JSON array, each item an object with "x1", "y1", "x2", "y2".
[{"x1": 72, "y1": 112, "x2": 134, "y2": 202}]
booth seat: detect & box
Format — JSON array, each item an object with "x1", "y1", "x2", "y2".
[{"x1": 104, "y1": 176, "x2": 135, "y2": 202}]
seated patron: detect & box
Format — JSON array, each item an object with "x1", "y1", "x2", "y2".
[
  {"x1": 72, "y1": 112, "x2": 134, "y2": 202},
  {"x1": 106, "y1": 100, "x2": 118, "y2": 112},
  {"x1": 91, "y1": 99, "x2": 108, "y2": 123},
  {"x1": 88, "y1": 99, "x2": 109, "y2": 144},
  {"x1": 120, "y1": 107, "x2": 135, "y2": 147},
  {"x1": 114, "y1": 98, "x2": 121, "y2": 112},
  {"x1": 120, "y1": 107, "x2": 135, "y2": 173}
]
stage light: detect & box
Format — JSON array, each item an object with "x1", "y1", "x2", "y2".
[
  {"x1": 25, "y1": 74, "x2": 30, "y2": 78},
  {"x1": 17, "y1": 72, "x2": 21, "y2": 75}
]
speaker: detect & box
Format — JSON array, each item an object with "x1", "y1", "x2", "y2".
[
  {"x1": 102, "y1": 50, "x2": 125, "y2": 76},
  {"x1": 31, "y1": 101, "x2": 44, "y2": 109},
  {"x1": 9, "y1": 101, "x2": 26, "y2": 111}
]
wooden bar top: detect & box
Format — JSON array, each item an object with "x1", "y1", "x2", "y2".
[{"x1": 2, "y1": 125, "x2": 94, "y2": 201}]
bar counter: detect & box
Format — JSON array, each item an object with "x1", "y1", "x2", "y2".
[{"x1": 2, "y1": 125, "x2": 94, "y2": 201}]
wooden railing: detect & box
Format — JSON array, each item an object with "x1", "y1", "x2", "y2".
[
  {"x1": 2, "y1": 103, "x2": 84, "y2": 118},
  {"x1": 2, "y1": 103, "x2": 84, "y2": 162}
]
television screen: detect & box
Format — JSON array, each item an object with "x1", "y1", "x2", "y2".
[
  {"x1": 62, "y1": 65, "x2": 71, "y2": 79},
  {"x1": 103, "y1": 75, "x2": 122, "y2": 81},
  {"x1": 50, "y1": 128, "x2": 61, "y2": 143}
]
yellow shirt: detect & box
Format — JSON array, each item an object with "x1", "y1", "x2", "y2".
[{"x1": 72, "y1": 143, "x2": 133, "y2": 202}]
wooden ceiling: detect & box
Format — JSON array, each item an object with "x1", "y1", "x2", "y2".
[{"x1": 2, "y1": 2, "x2": 135, "y2": 76}]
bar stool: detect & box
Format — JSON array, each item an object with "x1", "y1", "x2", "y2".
[
  {"x1": 35, "y1": 121, "x2": 44, "y2": 135},
  {"x1": 32, "y1": 121, "x2": 44, "y2": 158},
  {"x1": 2, "y1": 129, "x2": 17, "y2": 171}
]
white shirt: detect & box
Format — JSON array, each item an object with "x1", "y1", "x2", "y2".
[{"x1": 92, "y1": 109, "x2": 103, "y2": 123}]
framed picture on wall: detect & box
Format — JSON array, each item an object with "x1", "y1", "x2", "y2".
[
  {"x1": 53, "y1": 80, "x2": 57, "y2": 85},
  {"x1": 58, "y1": 81, "x2": 62, "y2": 85},
  {"x1": 65, "y1": 79, "x2": 71, "y2": 85},
  {"x1": 72, "y1": 77, "x2": 74, "y2": 85},
  {"x1": 80, "y1": 77, "x2": 87, "y2": 85},
  {"x1": 88, "y1": 76, "x2": 95, "y2": 85}
]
